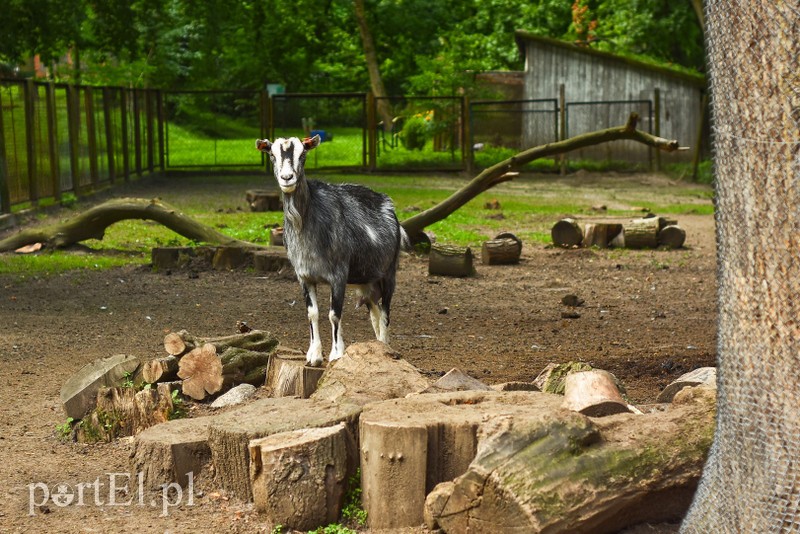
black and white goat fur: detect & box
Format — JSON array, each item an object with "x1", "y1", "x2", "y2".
[{"x1": 256, "y1": 135, "x2": 407, "y2": 366}]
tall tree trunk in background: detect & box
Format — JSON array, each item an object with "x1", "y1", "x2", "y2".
[
  {"x1": 353, "y1": 0, "x2": 394, "y2": 130},
  {"x1": 681, "y1": 1, "x2": 800, "y2": 532},
  {"x1": 689, "y1": 0, "x2": 704, "y2": 29}
]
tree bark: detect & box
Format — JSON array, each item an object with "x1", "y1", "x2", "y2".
[
  {"x1": 0, "y1": 198, "x2": 263, "y2": 252},
  {"x1": 481, "y1": 237, "x2": 521, "y2": 264},
  {"x1": 76, "y1": 383, "x2": 174, "y2": 443},
  {"x1": 142, "y1": 356, "x2": 179, "y2": 384},
  {"x1": 623, "y1": 217, "x2": 660, "y2": 249},
  {"x1": 400, "y1": 114, "x2": 680, "y2": 238},
  {"x1": 353, "y1": 0, "x2": 394, "y2": 129},
  {"x1": 428, "y1": 243, "x2": 474, "y2": 277},
  {"x1": 164, "y1": 329, "x2": 278, "y2": 358}
]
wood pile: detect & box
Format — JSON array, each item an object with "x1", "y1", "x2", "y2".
[{"x1": 552, "y1": 215, "x2": 686, "y2": 249}]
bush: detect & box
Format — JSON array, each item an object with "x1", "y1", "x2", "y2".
[{"x1": 400, "y1": 116, "x2": 431, "y2": 151}]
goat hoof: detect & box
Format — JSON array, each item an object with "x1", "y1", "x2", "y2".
[{"x1": 306, "y1": 351, "x2": 324, "y2": 367}]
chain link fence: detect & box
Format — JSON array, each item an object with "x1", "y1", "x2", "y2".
[{"x1": 681, "y1": 2, "x2": 799, "y2": 532}]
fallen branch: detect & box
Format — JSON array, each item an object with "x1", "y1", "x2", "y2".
[
  {"x1": 0, "y1": 198, "x2": 263, "y2": 253},
  {"x1": 401, "y1": 113, "x2": 681, "y2": 237}
]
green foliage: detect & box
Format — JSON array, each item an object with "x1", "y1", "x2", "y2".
[
  {"x1": 307, "y1": 469, "x2": 366, "y2": 534},
  {"x1": 400, "y1": 115, "x2": 431, "y2": 151},
  {"x1": 121, "y1": 371, "x2": 136, "y2": 389},
  {"x1": 55, "y1": 417, "x2": 75, "y2": 440},
  {"x1": 169, "y1": 389, "x2": 186, "y2": 420}
]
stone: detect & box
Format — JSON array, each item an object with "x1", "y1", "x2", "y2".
[{"x1": 210, "y1": 384, "x2": 257, "y2": 408}]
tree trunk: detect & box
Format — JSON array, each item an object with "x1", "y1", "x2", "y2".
[
  {"x1": 264, "y1": 349, "x2": 323, "y2": 398},
  {"x1": 657, "y1": 225, "x2": 686, "y2": 249},
  {"x1": 582, "y1": 223, "x2": 623, "y2": 249},
  {"x1": 623, "y1": 217, "x2": 660, "y2": 249},
  {"x1": 249, "y1": 423, "x2": 357, "y2": 531},
  {"x1": 551, "y1": 218, "x2": 583, "y2": 248},
  {"x1": 481, "y1": 237, "x2": 521, "y2": 264},
  {"x1": 0, "y1": 198, "x2": 262, "y2": 252},
  {"x1": 682, "y1": 4, "x2": 800, "y2": 531},
  {"x1": 353, "y1": 0, "x2": 393, "y2": 129},
  {"x1": 400, "y1": 114, "x2": 680, "y2": 238},
  {"x1": 164, "y1": 329, "x2": 278, "y2": 358}
]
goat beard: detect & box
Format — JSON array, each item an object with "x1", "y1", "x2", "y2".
[{"x1": 283, "y1": 193, "x2": 303, "y2": 231}]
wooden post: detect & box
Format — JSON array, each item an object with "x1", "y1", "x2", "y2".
[
  {"x1": 132, "y1": 88, "x2": 142, "y2": 176},
  {"x1": 366, "y1": 92, "x2": 377, "y2": 171},
  {"x1": 559, "y1": 83, "x2": 567, "y2": 175},
  {"x1": 156, "y1": 89, "x2": 165, "y2": 172},
  {"x1": 0, "y1": 91, "x2": 10, "y2": 214},
  {"x1": 45, "y1": 83, "x2": 60, "y2": 202},
  {"x1": 102, "y1": 87, "x2": 115, "y2": 183},
  {"x1": 23, "y1": 80, "x2": 38, "y2": 205},
  {"x1": 119, "y1": 89, "x2": 130, "y2": 182},
  {"x1": 145, "y1": 89, "x2": 155, "y2": 173},
  {"x1": 464, "y1": 95, "x2": 474, "y2": 175},
  {"x1": 692, "y1": 92, "x2": 708, "y2": 181},
  {"x1": 84, "y1": 87, "x2": 99, "y2": 188},
  {"x1": 654, "y1": 88, "x2": 661, "y2": 172},
  {"x1": 66, "y1": 85, "x2": 81, "y2": 191}
]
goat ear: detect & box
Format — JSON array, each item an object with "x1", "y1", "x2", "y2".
[
  {"x1": 303, "y1": 135, "x2": 321, "y2": 151},
  {"x1": 255, "y1": 139, "x2": 272, "y2": 153}
]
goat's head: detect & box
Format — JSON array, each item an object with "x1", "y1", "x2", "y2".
[{"x1": 255, "y1": 135, "x2": 321, "y2": 193}]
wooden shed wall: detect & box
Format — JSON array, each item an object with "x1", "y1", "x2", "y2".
[{"x1": 522, "y1": 39, "x2": 704, "y2": 163}]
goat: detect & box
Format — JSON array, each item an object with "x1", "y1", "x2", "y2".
[{"x1": 255, "y1": 135, "x2": 407, "y2": 366}]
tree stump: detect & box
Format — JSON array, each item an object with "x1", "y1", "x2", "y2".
[
  {"x1": 60, "y1": 354, "x2": 141, "y2": 419},
  {"x1": 76, "y1": 383, "x2": 174, "y2": 443},
  {"x1": 623, "y1": 217, "x2": 660, "y2": 249},
  {"x1": 429, "y1": 243, "x2": 474, "y2": 277},
  {"x1": 480, "y1": 236, "x2": 521, "y2": 264},
  {"x1": 265, "y1": 348, "x2": 324, "y2": 398},
  {"x1": 562, "y1": 370, "x2": 632, "y2": 417},
  {"x1": 249, "y1": 423, "x2": 357, "y2": 531},
  {"x1": 151, "y1": 247, "x2": 193, "y2": 271},
  {"x1": 132, "y1": 415, "x2": 214, "y2": 489},
  {"x1": 178, "y1": 344, "x2": 224, "y2": 401},
  {"x1": 269, "y1": 227, "x2": 284, "y2": 247},
  {"x1": 207, "y1": 397, "x2": 362, "y2": 501},
  {"x1": 212, "y1": 246, "x2": 250, "y2": 270},
  {"x1": 246, "y1": 189, "x2": 282, "y2": 212},
  {"x1": 551, "y1": 218, "x2": 583, "y2": 248},
  {"x1": 142, "y1": 356, "x2": 179, "y2": 384},
  {"x1": 252, "y1": 247, "x2": 292, "y2": 273},
  {"x1": 658, "y1": 224, "x2": 686, "y2": 249},
  {"x1": 311, "y1": 341, "x2": 431, "y2": 406},
  {"x1": 582, "y1": 223, "x2": 623, "y2": 248},
  {"x1": 360, "y1": 420, "x2": 429, "y2": 529}
]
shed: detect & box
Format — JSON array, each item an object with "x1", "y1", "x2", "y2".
[{"x1": 514, "y1": 31, "x2": 707, "y2": 165}]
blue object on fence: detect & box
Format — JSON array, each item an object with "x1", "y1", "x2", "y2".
[{"x1": 310, "y1": 130, "x2": 333, "y2": 142}]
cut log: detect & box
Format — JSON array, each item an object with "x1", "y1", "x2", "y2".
[
  {"x1": 312, "y1": 341, "x2": 431, "y2": 406},
  {"x1": 623, "y1": 217, "x2": 660, "y2": 249},
  {"x1": 207, "y1": 397, "x2": 362, "y2": 501},
  {"x1": 425, "y1": 387, "x2": 716, "y2": 533},
  {"x1": 219, "y1": 347, "x2": 271, "y2": 388},
  {"x1": 142, "y1": 356, "x2": 179, "y2": 384},
  {"x1": 252, "y1": 247, "x2": 292, "y2": 273},
  {"x1": 658, "y1": 224, "x2": 686, "y2": 249},
  {"x1": 151, "y1": 246, "x2": 193, "y2": 271},
  {"x1": 533, "y1": 361, "x2": 594, "y2": 395},
  {"x1": 551, "y1": 218, "x2": 583, "y2": 248},
  {"x1": 132, "y1": 415, "x2": 214, "y2": 489},
  {"x1": 657, "y1": 367, "x2": 717, "y2": 403},
  {"x1": 246, "y1": 189, "x2": 283, "y2": 212},
  {"x1": 178, "y1": 344, "x2": 224, "y2": 401},
  {"x1": 417, "y1": 367, "x2": 492, "y2": 394},
  {"x1": 60, "y1": 354, "x2": 141, "y2": 419},
  {"x1": 249, "y1": 423, "x2": 357, "y2": 531},
  {"x1": 480, "y1": 237, "x2": 522, "y2": 265},
  {"x1": 361, "y1": 390, "x2": 564, "y2": 529},
  {"x1": 76, "y1": 383, "x2": 174, "y2": 443},
  {"x1": 269, "y1": 227, "x2": 284, "y2": 247},
  {"x1": 562, "y1": 370, "x2": 632, "y2": 417},
  {"x1": 582, "y1": 223, "x2": 623, "y2": 249},
  {"x1": 429, "y1": 243, "x2": 474, "y2": 277},
  {"x1": 212, "y1": 246, "x2": 250, "y2": 270},
  {"x1": 265, "y1": 348, "x2": 324, "y2": 398},
  {"x1": 163, "y1": 329, "x2": 278, "y2": 357}
]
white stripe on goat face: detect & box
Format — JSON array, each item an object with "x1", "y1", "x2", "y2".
[{"x1": 271, "y1": 137, "x2": 305, "y2": 193}]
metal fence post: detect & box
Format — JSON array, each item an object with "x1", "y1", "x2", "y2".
[
  {"x1": 66, "y1": 85, "x2": 80, "y2": 191},
  {"x1": 145, "y1": 90, "x2": 155, "y2": 173},
  {"x1": 23, "y1": 79, "x2": 38, "y2": 205},
  {"x1": 133, "y1": 88, "x2": 142, "y2": 176},
  {"x1": 119, "y1": 88, "x2": 130, "y2": 182},
  {"x1": 366, "y1": 92, "x2": 376, "y2": 171},
  {"x1": 156, "y1": 89, "x2": 165, "y2": 172},
  {"x1": 464, "y1": 95, "x2": 473, "y2": 175}
]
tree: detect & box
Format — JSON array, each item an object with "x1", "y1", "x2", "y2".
[
  {"x1": 353, "y1": 0, "x2": 393, "y2": 128},
  {"x1": 681, "y1": 2, "x2": 800, "y2": 531}
]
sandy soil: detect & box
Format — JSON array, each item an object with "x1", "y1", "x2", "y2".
[{"x1": 0, "y1": 172, "x2": 716, "y2": 533}]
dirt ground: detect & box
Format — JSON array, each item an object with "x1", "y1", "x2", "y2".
[{"x1": 0, "y1": 171, "x2": 716, "y2": 533}]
